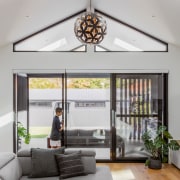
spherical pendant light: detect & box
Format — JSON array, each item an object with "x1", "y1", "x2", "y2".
[{"x1": 74, "y1": 12, "x2": 107, "y2": 44}]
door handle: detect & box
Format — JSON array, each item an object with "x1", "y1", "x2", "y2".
[{"x1": 112, "y1": 110, "x2": 116, "y2": 128}]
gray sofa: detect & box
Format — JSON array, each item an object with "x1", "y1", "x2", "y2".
[
  {"x1": 0, "y1": 148, "x2": 113, "y2": 180},
  {"x1": 66, "y1": 129, "x2": 125, "y2": 157}
]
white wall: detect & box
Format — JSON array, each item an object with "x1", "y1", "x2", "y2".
[
  {"x1": 0, "y1": 112, "x2": 13, "y2": 152},
  {"x1": 0, "y1": 44, "x2": 180, "y2": 152}
]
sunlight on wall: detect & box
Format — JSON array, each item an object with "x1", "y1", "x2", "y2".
[{"x1": 0, "y1": 112, "x2": 13, "y2": 128}]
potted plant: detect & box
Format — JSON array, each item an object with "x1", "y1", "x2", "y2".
[
  {"x1": 17, "y1": 122, "x2": 31, "y2": 146},
  {"x1": 142, "y1": 125, "x2": 180, "y2": 169}
]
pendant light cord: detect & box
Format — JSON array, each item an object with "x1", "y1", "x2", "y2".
[{"x1": 90, "y1": 0, "x2": 91, "y2": 11}]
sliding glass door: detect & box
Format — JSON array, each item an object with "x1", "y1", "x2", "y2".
[
  {"x1": 112, "y1": 74, "x2": 167, "y2": 160},
  {"x1": 14, "y1": 73, "x2": 65, "y2": 151},
  {"x1": 14, "y1": 71, "x2": 168, "y2": 161},
  {"x1": 65, "y1": 73, "x2": 111, "y2": 160},
  {"x1": 28, "y1": 74, "x2": 64, "y2": 148}
]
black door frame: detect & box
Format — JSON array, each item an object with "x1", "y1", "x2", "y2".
[
  {"x1": 110, "y1": 73, "x2": 168, "y2": 162},
  {"x1": 13, "y1": 72, "x2": 168, "y2": 162},
  {"x1": 13, "y1": 73, "x2": 29, "y2": 153}
]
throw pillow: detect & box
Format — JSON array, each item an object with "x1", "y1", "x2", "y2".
[
  {"x1": 55, "y1": 151, "x2": 86, "y2": 179},
  {"x1": 65, "y1": 150, "x2": 96, "y2": 174},
  {"x1": 29, "y1": 147, "x2": 65, "y2": 178}
]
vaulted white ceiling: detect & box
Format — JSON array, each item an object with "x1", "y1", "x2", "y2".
[{"x1": 0, "y1": 0, "x2": 180, "y2": 49}]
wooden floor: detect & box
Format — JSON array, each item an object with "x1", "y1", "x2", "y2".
[{"x1": 97, "y1": 163, "x2": 180, "y2": 180}]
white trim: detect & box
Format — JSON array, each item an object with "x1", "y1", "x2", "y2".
[
  {"x1": 12, "y1": 69, "x2": 169, "y2": 74},
  {"x1": 65, "y1": 69, "x2": 169, "y2": 73},
  {"x1": 12, "y1": 69, "x2": 66, "y2": 74}
]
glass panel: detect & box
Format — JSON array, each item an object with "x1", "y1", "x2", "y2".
[
  {"x1": 16, "y1": 74, "x2": 28, "y2": 151},
  {"x1": 27, "y1": 77, "x2": 63, "y2": 148},
  {"x1": 66, "y1": 74, "x2": 111, "y2": 160},
  {"x1": 95, "y1": 11, "x2": 167, "y2": 52},
  {"x1": 13, "y1": 9, "x2": 167, "y2": 52},
  {"x1": 115, "y1": 74, "x2": 164, "y2": 159},
  {"x1": 14, "y1": 11, "x2": 86, "y2": 52}
]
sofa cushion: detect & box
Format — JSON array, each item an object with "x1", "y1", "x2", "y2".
[
  {"x1": 17, "y1": 148, "x2": 31, "y2": 157},
  {"x1": 66, "y1": 129, "x2": 78, "y2": 136},
  {"x1": 54, "y1": 166, "x2": 113, "y2": 180},
  {"x1": 65, "y1": 150, "x2": 96, "y2": 174},
  {"x1": 17, "y1": 149, "x2": 32, "y2": 176},
  {"x1": 55, "y1": 151, "x2": 86, "y2": 179},
  {"x1": 29, "y1": 147, "x2": 65, "y2": 178},
  {"x1": 78, "y1": 129, "x2": 94, "y2": 136},
  {"x1": 18, "y1": 156, "x2": 31, "y2": 176}
]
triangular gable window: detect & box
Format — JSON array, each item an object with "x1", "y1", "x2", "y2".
[
  {"x1": 95, "y1": 10, "x2": 167, "y2": 52},
  {"x1": 13, "y1": 9, "x2": 168, "y2": 52},
  {"x1": 13, "y1": 10, "x2": 87, "y2": 52}
]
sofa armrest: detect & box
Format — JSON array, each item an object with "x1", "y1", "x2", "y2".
[
  {"x1": 0, "y1": 152, "x2": 15, "y2": 169},
  {"x1": 0, "y1": 154, "x2": 22, "y2": 180}
]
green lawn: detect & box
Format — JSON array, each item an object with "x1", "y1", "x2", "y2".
[{"x1": 30, "y1": 126, "x2": 51, "y2": 138}]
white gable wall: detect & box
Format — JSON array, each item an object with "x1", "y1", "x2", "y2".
[{"x1": 0, "y1": 44, "x2": 180, "y2": 152}]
